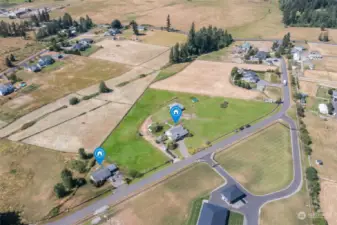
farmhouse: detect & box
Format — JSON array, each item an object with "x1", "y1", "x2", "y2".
[
  {"x1": 137, "y1": 25, "x2": 146, "y2": 32},
  {"x1": 238, "y1": 69, "x2": 260, "y2": 83},
  {"x1": 196, "y1": 201, "x2": 229, "y2": 225},
  {"x1": 319, "y1": 103, "x2": 329, "y2": 115},
  {"x1": 90, "y1": 164, "x2": 118, "y2": 186},
  {"x1": 26, "y1": 64, "x2": 41, "y2": 72},
  {"x1": 241, "y1": 42, "x2": 251, "y2": 52},
  {"x1": 0, "y1": 83, "x2": 14, "y2": 96},
  {"x1": 165, "y1": 125, "x2": 189, "y2": 141},
  {"x1": 38, "y1": 55, "x2": 54, "y2": 67},
  {"x1": 293, "y1": 51, "x2": 301, "y2": 62},
  {"x1": 253, "y1": 51, "x2": 268, "y2": 61},
  {"x1": 221, "y1": 184, "x2": 246, "y2": 204},
  {"x1": 169, "y1": 102, "x2": 185, "y2": 110}
]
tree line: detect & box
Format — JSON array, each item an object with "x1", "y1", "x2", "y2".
[
  {"x1": 35, "y1": 13, "x2": 93, "y2": 40},
  {"x1": 169, "y1": 23, "x2": 233, "y2": 63},
  {"x1": 280, "y1": 0, "x2": 337, "y2": 28},
  {"x1": 0, "y1": 20, "x2": 28, "y2": 38}
]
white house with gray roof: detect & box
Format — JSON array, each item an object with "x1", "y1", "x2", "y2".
[
  {"x1": 90, "y1": 164, "x2": 118, "y2": 186},
  {"x1": 165, "y1": 125, "x2": 189, "y2": 141}
]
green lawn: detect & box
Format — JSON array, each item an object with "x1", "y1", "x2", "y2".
[
  {"x1": 198, "y1": 47, "x2": 231, "y2": 62},
  {"x1": 151, "y1": 91, "x2": 277, "y2": 152},
  {"x1": 228, "y1": 212, "x2": 244, "y2": 225},
  {"x1": 154, "y1": 62, "x2": 190, "y2": 82},
  {"x1": 307, "y1": 96, "x2": 329, "y2": 113},
  {"x1": 184, "y1": 195, "x2": 209, "y2": 225},
  {"x1": 215, "y1": 122, "x2": 293, "y2": 195},
  {"x1": 316, "y1": 85, "x2": 333, "y2": 99},
  {"x1": 81, "y1": 45, "x2": 102, "y2": 57}
]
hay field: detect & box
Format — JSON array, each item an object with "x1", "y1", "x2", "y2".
[
  {"x1": 304, "y1": 70, "x2": 337, "y2": 82},
  {"x1": 140, "y1": 30, "x2": 187, "y2": 47},
  {"x1": 0, "y1": 56, "x2": 130, "y2": 123},
  {"x1": 312, "y1": 57, "x2": 337, "y2": 73},
  {"x1": 150, "y1": 60, "x2": 275, "y2": 100},
  {"x1": 303, "y1": 113, "x2": 337, "y2": 181},
  {"x1": 90, "y1": 40, "x2": 168, "y2": 66},
  {"x1": 214, "y1": 122, "x2": 292, "y2": 195},
  {"x1": 308, "y1": 43, "x2": 337, "y2": 56},
  {"x1": 8, "y1": 98, "x2": 106, "y2": 142},
  {"x1": 23, "y1": 102, "x2": 130, "y2": 152},
  {"x1": 101, "y1": 163, "x2": 223, "y2": 225},
  {"x1": 299, "y1": 80, "x2": 318, "y2": 97},
  {"x1": 320, "y1": 181, "x2": 337, "y2": 225}
]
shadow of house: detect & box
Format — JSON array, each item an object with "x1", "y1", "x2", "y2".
[{"x1": 90, "y1": 164, "x2": 118, "y2": 187}]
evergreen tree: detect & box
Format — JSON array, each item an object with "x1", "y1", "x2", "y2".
[
  {"x1": 169, "y1": 47, "x2": 174, "y2": 63},
  {"x1": 188, "y1": 22, "x2": 196, "y2": 53},
  {"x1": 111, "y1": 19, "x2": 122, "y2": 29},
  {"x1": 54, "y1": 183, "x2": 67, "y2": 198},
  {"x1": 9, "y1": 54, "x2": 15, "y2": 61},
  {"x1": 166, "y1": 14, "x2": 171, "y2": 32},
  {"x1": 99, "y1": 81, "x2": 112, "y2": 93},
  {"x1": 63, "y1": 13, "x2": 73, "y2": 28},
  {"x1": 5, "y1": 57, "x2": 13, "y2": 68},
  {"x1": 131, "y1": 20, "x2": 139, "y2": 35},
  {"x1": 173, "y1": 43, "x2": 180, "y2": 63},
  {"x1": 86, "y1": 15, "x2": 93, "y2": 28},
  {"x1": 61, "y1": 169, "x2": 74, "y2": 189}
]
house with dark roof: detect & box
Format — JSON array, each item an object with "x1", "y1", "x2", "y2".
[
  {"x1": 90, "y1": 164, "x2": 118, "y2": 187},
  {"x1": 38, "y1": 55, "x2": 54, "y2": 67},
  {"x1": 239, "y1": 69, "x2": 260, "y2": 83},
  {"x1": 241, "y1": 42, "x2": 251, "y2": 53},
  {"x1": 80, "y1": 38, "x2": 94, "y2": 44},
  {"x1": 0, "y1": 83, "x2": 14, "y2": 96},
  {"x1": 221, "y1": 185, "x2": 246, "y2": 204},
  {"x1": 28, "y1": 64, "x2": 41, "y2": 72},
  {"x1": 253, "y1": 51, "x2": 268, "y2": 61},
  {"x1": 197, "y1": 201, "x2": 229, "y2": 225},
  {"x1": 165, "y1": 125, "x2": 189, "y2": 141}
]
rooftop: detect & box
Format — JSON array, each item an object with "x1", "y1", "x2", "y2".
[
  {"x1": 197, "y1": 202, "x2": 229, "y2": 225},
  {"x1": 165, "y1": 125, "x2": 189, "y2": 140},
  {"x1": 221, "y1": 185, "x2": 246, "y2": 204},
  {"x1": 91, "y1": 164, "x2": 118, "y2": 182}
]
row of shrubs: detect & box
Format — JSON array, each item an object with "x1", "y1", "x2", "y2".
[{"x1": 69, "y1": 81, "x2": 112, "y2": 105}]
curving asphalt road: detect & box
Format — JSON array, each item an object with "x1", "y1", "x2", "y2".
[{"x1": 46, "y1": 58, "x2": 302, "y2": 225}]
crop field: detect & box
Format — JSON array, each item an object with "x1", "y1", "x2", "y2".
[
  {"x1": 299, "y1": 80, "x2": 318, "y2": 97},
  {"x1": 320, "y1": 181, "x2": 337, "y2": 225},
  {"x1": 100, "y1": 163, "x2": 223, "y2": 225},
  {"x1": 0, "y1": 56, "x2": 130, "y2": 123},
  {"x1": 308, "y1": 43, "x2": 337, "y2": 56},
  {"x1": 260, "y1": 186, "x2": 311, "y2": 225},
  {"x1": 304, "y1": 70, "x2": 337, "y2": 82},
  {"x1": 312, "y1": 57, "x2": 337, "y2": 73},
  {"x1": 214, "y1": 122, "x2": 293, "y2": 195},
  {"x1": 150, "y1": 91, "x2": 276, "y2": 151},
  {"x1": 90, "y1": 40, "x2": 169, "y2": 66},
  {"x1": 151, "y1": 60, "x2": 275, "y2": 100}
]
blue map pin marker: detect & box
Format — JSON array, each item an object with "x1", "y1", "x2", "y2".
[
  {"x1": 170, "y1": 105, "x2": 182, "y2": 124},
  {"x1": 94, "y1": 147, "x2": 106, "y2": 165}
]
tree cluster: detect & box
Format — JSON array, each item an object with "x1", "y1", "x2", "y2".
[
  {"x1": 35, "y1": 13, "x2": 93, "y2": 40},
  {"x1": 0, "y1": 20, "x2": 28, "y2": 38},
  {"x1": 230, "y1": 67, "x2": 251, "y2": 89},
  {"x1": 280, "y1": 0, "x2": 337, "y2": 28},
  {"x1": 169, "y1": 23, "x2": 233, "y2": 63},
  {"x1": 306, "y1": 167, "x2": 323, "y2": 213},
  {"x1": 30, "y1": 10, "x2": 50, "y2": 26},
  {"x1": 272, "y1": 33, "x2": 292, "y2": 56}
]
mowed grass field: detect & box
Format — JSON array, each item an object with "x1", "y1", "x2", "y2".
[
  {"x1": 151, "y1": 92, "x2": 277, "y2": 151},
  {"x1": 260, "y1": 186, "x2": 311, "y2": 225},
  {"x1": 215, "y1": 122, "x2": 293, "y2": 195},
  {"x1": 141, "y1": 30, "x2": 187, "y2": 47},
  {"x1": 101, "y1": 163, "x2": 223, "y2": 225},
  {"x1": 0, "y1": 56, "x2": 130, "y2": 122}
]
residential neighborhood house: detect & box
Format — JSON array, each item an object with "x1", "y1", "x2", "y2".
[
  {"x1": 165, "y1": 125, "x2": 189, "y2": 141},
  {"x1": 238, "y1": 69, "x2": 260, "y2": 83},
  {"x1": 196, "y1": 201, "x2": 229, "y2": 225},
  {"x1": 0, "y1": 83, "x2": 15, "y2": 96},
  {"x1": 252, "y1": 51, "x2": 268, "y2": 61},
  {"x1": 38, "y1": 55, "x2": 55, "y2": 67},
  {"x1": 90, "y1": 164, "x2": 118, "y2": 187},
  {"x1": 221, "y1": 184, "x2": 246, "y2": 205}
]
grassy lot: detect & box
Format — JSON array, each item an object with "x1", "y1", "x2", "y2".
[
  {"x1": 141, "y1": 30, "x2": 187, "y2": 47},
  {"x1": 307, "y1": 96, "x2": 329, "y2": 113},
  {"x1": 228, "y1": 212, "x2": 244, "y2": 225},
  {"x1": 256, "y1": 71, "x2": 280, "y2": 83},
  {"x1": 198, "y1": 47, "x2": 231, "y2": 62},
  {"x1": 101, "y1": 163, "x2": 223, "y2": 225},
  {"x1": 154, "y1": 62, "x2": 190, "y2": 82},
  {"x1": 0, "y1": 56, "x2": 130, "y2": 122},
  {"x1": 184, "y1": 195, "x2": 209, "y2": 225},
  {"x1": 215, "y1": 122, "x2": 293, "y2": 195},
  {"x1": 264, "y1": 86, "x2": 282, "y2": 100},
  {"x1": 150, "y1": 90, "x2": 276, "y2": 151},
  {"x1": 260, "y1": 182, "x2": 311, "y2": 225},
  {"x1": 316, "y1": 85, "x2": 333, "y2": 99},
  {"x1": 80, "y1": 45, "x2": 102, "y2": 57}
]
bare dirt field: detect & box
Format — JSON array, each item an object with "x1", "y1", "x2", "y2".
[
  {"x1": 8, "y1": 98, "x2": 107, "y2": 142},
  {"x1": 303, "y1": 113, "x2": 337, "y2": 181},
  {"x1": 101, "y1": 163, "x2": 223, "y2": 225},
  {"x1": 298, "y1": 80, "x2": 318, "y2": 97},
  {"x1": 304, "y1": 70, "x2": 337, "y2": 82},
  {"x1": 313, "y1": 57, "x2": 337, "y2": 73},
  {"x1": 308, "y1": 43, "x2": 337, "y2": 56},
  {"x1": 320, "y1": 180, "x2": 337, "y2": 225},
  {"x1": 90, "y1": 40, "x2": 168, "y2": 66},
  {"x1": 151, "y1": 60, "x2": 275, "y2": 100},
  {"x1": 23, "y1": 102, "x2": 130, "y2": 152}
]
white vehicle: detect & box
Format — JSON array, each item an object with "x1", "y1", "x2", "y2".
[{"x1": 283, "y1": 80, "x2": 287, "y2": 86}]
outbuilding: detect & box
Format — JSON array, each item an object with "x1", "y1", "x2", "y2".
[
  {"x1": 318, "y1": 103, "x2": 329, "y2": 115},
  {"x1": 0, "y1": 83, "x2": 14, "y2": 96},
  {"x1": 196, "y1": 201, "x2": 229, "y2": 225},
  {"x1": 221, "y1": 184, "x2": 246, "y2": 204}
]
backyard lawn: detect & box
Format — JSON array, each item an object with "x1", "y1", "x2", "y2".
[
  {"x1": 215, "y1": 122, "x2": 293, "y2": 195},
  {"x1": 150, "y1": 90, "x2": 277, "y2": 152},
  {"x1": 316, "y1": 85, "x2": 333, "y2": 99},
  {"x1": 228, "y1": 212, "x2": 244, "y2": 225},
  {"x1": 100, "y1": 163, "x2": 223, "y2": 225}
]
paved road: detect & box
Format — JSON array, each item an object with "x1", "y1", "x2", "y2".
[{"x1": 46, "y1": 58, "x2": 301, "y2": 225}]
